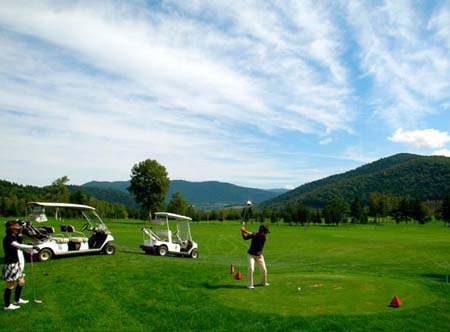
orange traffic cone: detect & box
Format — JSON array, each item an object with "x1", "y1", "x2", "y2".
[
  {"x1": 234, "y1": 272, "x2": 243, "y2": 280},
  {"x1": 390, "y1": 296, "x2": 402, "y2": 307}
]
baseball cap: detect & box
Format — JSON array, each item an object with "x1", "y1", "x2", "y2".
[{"x1": 259, "y1": 224, "x2": 270, "y2": 233}]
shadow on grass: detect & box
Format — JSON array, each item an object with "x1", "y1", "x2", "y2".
[
  {"x1": 202, "y1": 282, "x2": 245, "y2": 290},
  {"x1": 421, "y1": 273, "x2": 450, "y2": 283},
  {"x1": 117, "y1": 248, "x2": 143, "y2": 255}
]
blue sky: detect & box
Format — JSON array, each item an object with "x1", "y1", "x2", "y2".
[{"x1": 1, "y1": 0, "x2": 450, "y2": 189}]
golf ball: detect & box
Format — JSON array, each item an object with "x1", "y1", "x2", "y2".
[{"x1": 297, "y1": 287, "x2": 301, "y2": 291}]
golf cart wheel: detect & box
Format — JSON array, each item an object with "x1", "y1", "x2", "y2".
[
  {"x1": 103, "y1": 243, "x2": 116, "y2": 255},
  {"x1": 190, "y1": 249, "x2": 199, "y2": 259},
  {"x1": 157, "y1": 245, "x2": 168, "y2": 256},
  {"x1": 37, "y1": 248, "x2": 53, "y2": 262}
]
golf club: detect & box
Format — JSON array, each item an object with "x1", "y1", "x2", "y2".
[{"x1": 29, "y1": 251, "x2": 43, "y2": 304}]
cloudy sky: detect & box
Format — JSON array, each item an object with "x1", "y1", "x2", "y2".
[{"x1": 1, "y1": 0, "x2": 450, "y2": 190}]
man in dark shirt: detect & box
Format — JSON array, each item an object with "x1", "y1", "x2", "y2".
[{"x1": 242, "y1": 224, "x2": 270, "y2": 289}]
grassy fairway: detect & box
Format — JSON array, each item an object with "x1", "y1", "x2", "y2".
[{"x1": 1, "y1": 221, "x2": 449, "y2": 332}]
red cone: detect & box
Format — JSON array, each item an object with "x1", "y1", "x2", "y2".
[
  {"x1": 234, "y1": 272, "x2": 243, "y2": 280},
  {"x1": 390, "y1": 296, "x2": 402, "y2": 307}
]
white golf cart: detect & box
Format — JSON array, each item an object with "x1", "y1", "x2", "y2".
[
  {"x1": 140, "y1": 212, "x2": 198, "y2": 259},
  {"x1": 23, "y1": 202, "x2": 116, "y2": 261}
]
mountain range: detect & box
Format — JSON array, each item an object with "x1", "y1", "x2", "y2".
[
  {"x1": 261, "y1": 153, "x2": 450, "y2": 209},
  {"x1": 68, "y1": 153, "x2": 450, "y2": 211},
  {"x1": 3, "y1": 153, "x2": 450, "y2": 212},
  {"x1": 76, "y1": 180, "x2": 288, "y2": 210}
]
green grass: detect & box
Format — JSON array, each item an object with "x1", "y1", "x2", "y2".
[{"x1": 1, "y1": 220, "x2": 449, "y2": 332}]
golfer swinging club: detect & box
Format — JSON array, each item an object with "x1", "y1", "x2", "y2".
[
  {"x1": 2, "y1": 220, "x2": 38, "y2": 310},
  {"x1": 241, "y1": 224, "x2": 270, "y2": 289}
]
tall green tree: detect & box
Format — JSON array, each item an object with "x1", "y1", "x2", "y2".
[
  {"x1": 368, "y1": 192, "x2": 394, "y2": 223},
  {"x1": 128, "y1": 159, "x2": 169, "y2": 216},
  {"x1": 323, "y1": 197, "x2": 349, "y2": 226},
  {"x1": 44, "y1": 176, "x2": 70, "y2": 202},
  {"x1": 311, "y1": 209, "x2": 322, "y2": 224},
  {"x1": 410, "y1": 198, "x2": 432, "y2": 224},
  {"x1": 350, "y1": 197, "x2": 363, "y2": 223},
  {"x1": 297, "y1": 202, "x2": 309, "y2": 226},
  {"x1": 70, "y1": 190, "x2": 89, "y2": 205},
  {"x1": 186, "y1": 204, "x2": 197, "y2": 220},
  {"x1": 442, "y1": 195, "x2": 450, "y2": 226},
  {"x1": 167, "y1": 192, "x2": 188, "y2": 215},
  {"x1": 112, "y1": 204, "x2": 128, "y2": 219},
  {"x1": 392, "y1": 197, "x2": 411, "y2": 224},
  {"x1": 283, "y1": 202, "x2": 298, "y2": 224}
]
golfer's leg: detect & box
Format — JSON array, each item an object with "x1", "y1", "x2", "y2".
[
  {"x1": 247, "y1": 254, "x2": 255, "y2": 287},
  {"x1": 4, "y1": 282, "x2": 14, "y2": 308},
  {"x1": 257, "y1": 255, "x2": 267, "y2": 285}
]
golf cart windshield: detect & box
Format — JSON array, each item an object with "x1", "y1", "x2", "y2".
[
  {"x1": 151, "y1": 212, "x2": 193, "y2": 242},
  {"x1": 27, "y1": 202, "x2": 108, "y2": 231}
]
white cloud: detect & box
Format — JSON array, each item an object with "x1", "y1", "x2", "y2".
[
  {"x1": 2, "y1": 1, "x2": 449, "y2": 190},
  {"x1": 319, "y1": 137, "x2": 333, "y2": 145},
  {"x1": 432, "y1": 149, "x2": 450, "y2": 157},
  {"x1": 0, "y1": 1, "x2": 355, "y2": 135},
  {"x1": 0, "y1": 0, "x2": 360, "y2": 188},
  {"x1": 346, "y1": 1, "x2": 450, "y2": 128},
  {"x1": 388, "y1": 128, "x2": 450, "y2": 149}
]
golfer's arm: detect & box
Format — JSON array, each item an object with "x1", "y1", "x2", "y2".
[
  {"x1": 242, "y1": 232, "x2": 253, "y2": 240},
  {"x1": 11, "y1": 241, "x2": 34, "y2": 251}
]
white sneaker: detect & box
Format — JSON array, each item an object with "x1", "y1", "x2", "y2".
[
  {"x1": 247, "y1": 285, "x2": 255, "y2": 289},
  {"x1": 4, "y1": 304, "x2": 21, "y2": 310},
  {"x1": 14, "y1": 298, "x2": 29, "y2": 305}
]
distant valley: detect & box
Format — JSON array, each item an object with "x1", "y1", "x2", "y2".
[{"x1": 73, "y1": 180, "x2": 289, "y2": 210}]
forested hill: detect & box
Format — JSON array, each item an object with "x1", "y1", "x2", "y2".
[
  {"x1": 67, "y1": 185, "x2": 140, "y2": 209},
  {"x1": 261, "y1": 153, "x2": 450, "y2": 209},
  {"x1": 82, "y1": 180, "x2": 285, "y2": 210}
]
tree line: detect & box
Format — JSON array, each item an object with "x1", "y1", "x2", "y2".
[
  {"x1": 167, "y1": 193, "x2": 450, "y2": 227},
  {"x1": 129, "y1": 160, "x2": 450, "y2": 226},
  {"x1": 0, "y1": 177, "x2": 128, "y2": 219},
  {"x1": 2, "y1": 158, "x2": 450, "y2": 227}
]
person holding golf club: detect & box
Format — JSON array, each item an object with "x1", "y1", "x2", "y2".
[
  {"x1": 2, "y1": 220, "x2": 38, "y2": 310},
  {"x1": 241, "y1": 223, "x2": 270, "y2": 289}
]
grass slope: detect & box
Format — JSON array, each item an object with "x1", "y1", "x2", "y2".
[{"x1": 1, "y1": 221, "x2": 449, "y2": 332}]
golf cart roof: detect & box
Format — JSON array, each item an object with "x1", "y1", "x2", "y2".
[
  {"x1": 28, "y1": 202, "x2": 96, "y2": 211},
  {"x1": 155, "y1": 212, "x2": 192, "y2": 221}
]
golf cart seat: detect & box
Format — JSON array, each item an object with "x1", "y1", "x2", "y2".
[
  {"x1": 181, "y1": 240, "x2": 193, "y2": 252},
  {"x1": 61, "y1": 225, "x2": 85, "y2": 237},
  {"x1": 69, "y1": 237, "x2": 87, "y2": 243},
  {"x1": 50, "y1": 235, "x2": 87, "y2": 244},
  {"x1": 51, "y1": 237, "x2": 70, "y2": 244}
]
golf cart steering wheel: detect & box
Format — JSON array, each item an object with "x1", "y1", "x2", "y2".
[{"x1": 81, "y1": 223, "x2": 90, "y2": 231}]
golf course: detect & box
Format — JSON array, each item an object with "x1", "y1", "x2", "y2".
[{"x1": 1, "y1": 219, "x2": 449, "y2": 332}]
